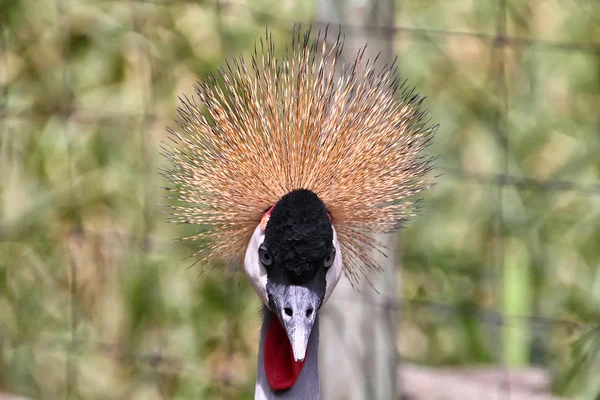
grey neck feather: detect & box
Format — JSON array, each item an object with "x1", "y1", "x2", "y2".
[{"x1": 254, "y1": 306, "x2": 320, "y2": 400}]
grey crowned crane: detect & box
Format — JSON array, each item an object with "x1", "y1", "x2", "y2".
[{"x1": 161, "y1": 26, "x2": 436, "y2": 399}]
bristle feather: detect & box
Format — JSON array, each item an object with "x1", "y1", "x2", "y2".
[{"x1": 161, "y1": 27, "x2": 436, "y2": 283}]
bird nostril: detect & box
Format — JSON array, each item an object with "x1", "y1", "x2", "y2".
[
  {"x1": 306, "y1": 308, "x2": 313, "y2": 318},
  {"x1": 284, "y1": 307, "x2": 293, "y2": 317}
]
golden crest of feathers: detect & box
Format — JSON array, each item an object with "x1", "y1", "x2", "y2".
[{"x1": 161, "y1": 27, "x2": 436, "y2": 286}]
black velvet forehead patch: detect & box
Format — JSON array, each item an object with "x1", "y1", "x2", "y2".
[{"x1": 263, "y1": 189, "x2": 333, "y2": 284}]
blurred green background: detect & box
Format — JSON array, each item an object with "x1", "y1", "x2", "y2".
[{"x1": 1, "y1": 0, "x2": 599, "y2": 398}]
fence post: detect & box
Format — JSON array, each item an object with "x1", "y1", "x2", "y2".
[{"x1": 316, "y1": 1, "x2": 399, "y2": 399}]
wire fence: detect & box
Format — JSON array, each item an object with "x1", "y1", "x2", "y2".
[{"x1": 1, "y1": 0, "x2": 599, "y2": 398}]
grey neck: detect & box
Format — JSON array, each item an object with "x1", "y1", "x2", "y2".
[{"x1": 254, "y1": 306, "x2": 320, "y2": 400}]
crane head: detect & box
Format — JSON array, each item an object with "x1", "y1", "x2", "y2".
[{"x1": 244, "y1": 189, "x2": 342, "y2": 362}]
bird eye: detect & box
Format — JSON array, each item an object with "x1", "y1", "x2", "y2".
[
  {"x1": 259, "y1": 245, "x2": 273, "y2": 266},
  {"x1": 324, "y1": 247, "x2": 336, "y2": 268}
]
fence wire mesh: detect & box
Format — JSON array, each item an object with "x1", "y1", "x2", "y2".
[{"x1": 1, "y1": 0, "x2": 599, "y2": 398}]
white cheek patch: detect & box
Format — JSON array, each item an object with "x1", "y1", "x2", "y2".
[
  {"x1": 244, "y1": 224, "x2": 269, "y2": 307},
  {"x1": 323, "y1": 226, "x2": 343, "y2": 304}
]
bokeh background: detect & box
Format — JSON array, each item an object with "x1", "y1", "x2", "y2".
[{"x1": 1, "y1": 0, "x2": 599, "y2": 399}]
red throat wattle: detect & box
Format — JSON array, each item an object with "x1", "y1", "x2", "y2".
[{"x1": 264, "y1": 315, "x2": 306, "y2": 390}]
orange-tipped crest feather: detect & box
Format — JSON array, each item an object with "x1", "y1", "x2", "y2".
[{"x1": 161, "y1": 26, "x2": 436, "y2": 286}]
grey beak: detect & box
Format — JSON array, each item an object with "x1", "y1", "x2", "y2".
[{"x1": 271, "y1": 285, "x2": 320, "y2": 362}]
